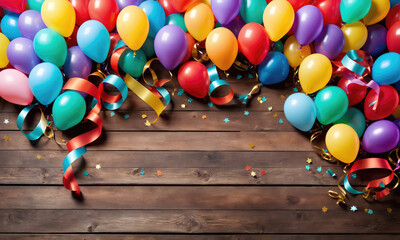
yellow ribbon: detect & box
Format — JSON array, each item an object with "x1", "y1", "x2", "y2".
[{"x1": 191, "y1": 42, "x2": 209, "y2": 63}]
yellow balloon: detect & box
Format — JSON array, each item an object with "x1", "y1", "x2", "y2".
[
  {"x1": 326, "y1": 124, "x2": 360, "y2": 164},
  {"x1": 41, "y1": 0, "x2": 76, "y2": 37},
  {"x1": 263, "y1": 0, "x2": 294, "y2": 42},
  {"x1": 341, "y1": 21, "x2": 368, "y2": 52},
  {"x1": 206, "y1": 27, "x2": 238, "y2": 71},
  {"x1": 0, "y1": 33, "x2": 10, "y2": 68},
  {"x1": 299, "y1": 54, "x2": 332, "y2": 94},
  {"x1": 117, "y1": 6, "x2": 149, "y2": 51},
  {"x1": 283, "y1": 35, "x2": 311, "y2": 68},
  {"x1": 185, "y1": 3, "x2": 215, "y2": 42},
  {"x1": 363, "y1": 0, "x2": 390, "y2": 25}
]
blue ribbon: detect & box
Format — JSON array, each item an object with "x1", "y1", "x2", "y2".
[
  {"x1": 344, "y1": 175, "x2": 364, "y2": 195},
  {"x1": 341, "y1": 50, "x2": 366, "y2": 76},
  {"x1": 17, "y1": 104, "x2": 49, "y2": 141},
  {"x1": 101, "y1": 74, "x2": 129, "y2": 110}
]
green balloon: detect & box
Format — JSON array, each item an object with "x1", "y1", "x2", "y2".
[
  {"x1": 166, "y1": 13, "x2": 187, "y2": 32},
  {"x1": 141, "y1": 36, "x2": 155, "y2": 59},
  {"x1": 53, "y1": 91, "x2": 86, "y2": 131},
  {"x1": 334, "y1": 107, "x2": 366, "y2": 138},
  {"x1": 340, "y1": 0, "x2": 371, "y2": 23},
  {"x1": 240, "y1": 0, "x2": 267, "y2": 24},
  {"x1": 119, "y1": 49, "x2": 147, "y2": 78},
  {"x1": 315, "y1": 86, "x2": 349, "y2": 125},
  {"x1": 27, "y1": 0, "x2": 44, "y2": 12},
  {"x1": 33, "y1": 28, "x2": 67, "y2": 67},
  {"x1": 272, "y1": 40, "x2": 283, "y2": 53}
]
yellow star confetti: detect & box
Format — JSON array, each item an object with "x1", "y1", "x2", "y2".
[
  {"x1": 181, "y1": 104, "x2": 186, "y2": 109},
  {"x1": 387, "y1": 208, "x2": 393, "y2": 213},
  {"x1": 280, "y1": 95, "x2": 285, "y2": 99},
  {"x1": 250, "y1": 171, "x2": 256, "y2": 177},
  {"x1": 250, "y1": 143, "x2": 255, "y2": 149},
  {"x1": 273, "y1": 114, "x2": 278, "y2": 118},
  {"x1": 322, "y1": 206, "x2": 328, "y2": 213},
  {"x1": 306, "y1": 158, "x2": 312, "y2": 164},
  {"x1": 202, "y1": 115, "x2": 207, "y2": 119},
  {"x1": 4, "y1": 136, "x2": 9, "y2": 142},
  {"x1": 144, "y1": 120, "x2": 151, "y2": 127},
  {"x1": 96, "y1": 164, "x2": 101, "y2": 169},
  {"x1": 364, "y1": 208, "x2": 369, "y2": 213},
  {"x1": 257, "y1": 97, "x2": 262, "y2": 101},
  {"x1": 36, "y1": 154, "x2": 42, "y2": 160},
  {"x1": 157, "y1": 170, "x2": 162, "y2": 176},
  {"x1": 141, "y1": 114, "x2": 147, "y2": 119}
]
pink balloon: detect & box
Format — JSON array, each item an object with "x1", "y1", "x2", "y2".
[{"x1": 0, "y1": 69, "x2": 33, "y2": 106}]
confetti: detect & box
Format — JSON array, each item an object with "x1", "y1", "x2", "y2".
[
  {"x1": 208, "y1": 102, "x2": 213, "y2": 108},
  {"x1": 280, "y1": 94, "x2": 285, "y2": 99},
  {"x1": 387, "y1": 208, "x2": 393, "y2": 213},
  {"x1": 326, "y1": 169, "x2": 336, "y2": 177},
  {"x1": 36, "y1": 154, "x2": 42, "y2": 160},
  {"x1": 237, "y1": 74, "x2": 242, "y2": 79},
  {"x1": 257, "y1": 97, "x2": 262, "y2": 101},
  {"x1": 3, "y1": 119, "x2": 9, "y2": 124},
  {"x1": 317, "y1": 167, "x2": 322, "y2": 173},
  {"x1": 141, "y1": 114, "x2": 147, "y2": 119},
  {"x1": 181, "y1": 104, "x2": 186, "y2": 109},
  {"x1": 250, "y1": 171, "x2": 257, "y2": 177},
  {"x1": 246, "y1": 165, "x2": 252, "y2": 171},
  {"x1": 4, "y1": 136, "x2": 9, "y2": 142},
  {"x1": 144, "y1": 120, "x2": 151, "y2": 127},
  {"x1": 364, "y1": 209, "x2": 369, "y2": 213},
  {"x1": 110, "y1": 112, "x2": 115, "y2": 117},
  {"x1": 367, "y1": 209, "x2": 373, "y2": 215},
  {"x1": 244, "y1": 111, "x2": 249, "y2": 116},
  {"x1": 261, "y1": 96, "x2": 267, "y2": 102},
  {"x1": 224, "y1": 118, "x2": 230, "y2": 123},
  {"x1": 379, "y1": 182, "x2": 385, "y2": 188},
  {"x1": 268, "y1": 106, "x2": 273, "y2": 111},
  {"x1": 305, "y1": 165, "x2": 311, "y2": 171},
  {"x1": 352, "y1": 173, "x2": 357, "y2": 179},
  {"x1": 322, "y1": 206, "x2": 328, "y2": 213},
  {"x1": 273, "y1": 114, "x2": 278, "y2": 118},
  {"x1": 306, "y1": 158, "x2": 312, "y2": 164},
  {"x1": 202, "y1": 115, "x2": 207, "y2": 119},
  {"x1": 177, "y1": 89, "x2": 184, "y2": 96},
  {"x1": 293, "y1": 87, "x2": 298, "y2": 92},
  {"x1": 249, "y1": 143, "x2": 255, "y2": 149},
  {"x1": 96, "y1": 164, "x2": 101, "y2": 169},
  {"x1": 248, "y1": 74, "x2": 253, "y2": 79},
  {"x1": 188, "y1": 98, "x2": 193, "y2": 103},
  {"x1": 124, "y1": 114, "x2": 130, "y2": 119},
  {"x1": 260, "y1": 170, "x2": 266, "y2": 175},
  {"x1": 83, "y1": 171, "x2": 89, "y2": 176},
  {"x1": 157, "y1": 170, "x2": 162, "y2": 176},
  {"x1": 278, "y1": 118, "x2": 283, "y2": 124},
  {"x1": 140, "y1": 170, "x2": 145, "y2": 175},
  {"x1": 350, "y1": 206, "x2": 357, "y2": 212}
]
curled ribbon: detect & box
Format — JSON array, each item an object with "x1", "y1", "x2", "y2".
[
  {"x1": 207, "y1": 65, "x2": 234, "y2": 105},
  {"x1": 17, "y1": 104, "x2": 53, "y2": 141}
]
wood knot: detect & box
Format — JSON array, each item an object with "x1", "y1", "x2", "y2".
[
  {"x1": 174, "y1": 213, "x2": 203, "y2": 233},
  {"x1": 131, "y1": 168, "x2": 140, "y2": 176},
  {"x1": 40, "y1": 168, "x2": 49, "y2": 178},
  {"x1": 286, "y1": 195, "x2": 300, "y2": 205},
  {"x1": 194, "y1": 169, "x2": 211, "y2": 182},
  {"x1": 87, "y1": 222, "x2": 98, "y2": 232}
]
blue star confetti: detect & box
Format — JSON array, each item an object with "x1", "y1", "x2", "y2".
[
  {"x1": 188, "y1": 98, "x2": 193, "y2": 103},
  {"x1": 350, "y1": 206, "x2": 357, "y2": 212},
  {"x1": 352, "y1": 173, "x2": 357, "y2": 179},
  {"x1": 248, "y1": 74, "x2": 253, "y2": 79},
  {"x1": 293, "y1": 87, "x2": 298, "y2": 92},
  {"x1": 83, "y1": 171, "x2": 89, "y2": 176},
  {"x1": 305, "y1": 165, "x2": 311, "y2": 171},
  {"x1": 224, "y1": 118, "x2": 230, "y2": 123},
  {"x1": 140, "y1": 170, "x2": 145, "y2": 175},
  {"x1": 110, "y1": 112, "x2": 115, "y2": 117},
  {"x1": 317, "y1": 167, "x2": 322, "y2": 173},
  {"x1": 367, "y1": 209, "x2": 373, "y2": 215},
  {"x1": 237, "y1": 74, "x2": 242, "y2": 79},
  {"x1": 261, "y1": 96, "x2": 267, "y2": 102},
  {"x1": 208, "y1": 102, "x2": 213, "y2": 108},
  {"x1": 244, "y1": 111, "x2": 249, "y2": 116},
  {"x1": 379, "y1": 182, "x2": 385, "y2": 188},
  {"x1": 124, "y1": 114, "x2": 130, "y2": 119},
  {"x1": 279, "y1": 118, "x2": 283, "y2": 124},
  {"x1": 177, "y1": 89, "x2": 184, "y2": 96}
]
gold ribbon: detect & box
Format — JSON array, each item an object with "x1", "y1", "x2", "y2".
[
  {"x1": 328, "y1": 175, "x2": 347, "y2": 205},
  {"x1": 191, "y1": 42, "x2": 209, "y2": 63},
  {"x1": 310, "y1": 130, "x2": 336, "y2": 163}
]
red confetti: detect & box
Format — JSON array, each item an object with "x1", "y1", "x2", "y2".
[
  {"x1": 260, "y1": 170, "x2": 266, "y2": 175},
  {"x1": 246, "y1": 165, "x2": 252, "y2": 171}
]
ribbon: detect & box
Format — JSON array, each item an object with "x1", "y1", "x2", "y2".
[
  {"x1": 16, "y1": 104, "x2": 53, "y2": 141},
  {"x1": 207, "y1": 65, "x2": 234, "y2": 105},
  {"x1": 310, "y1": 130, "x2": 336, "y2": 163},
  {"x1": 191, "y1": 42, "x2": 209, "y2": 63}
]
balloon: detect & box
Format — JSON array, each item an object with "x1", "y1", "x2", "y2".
[
  {"x1": 263, "y1": 0, "x2": 294, "y2": 42},
  {"x1": 206, "y1": 27, "x2": 238, "y2": 71},
  {"x1": 41, "y1": 0, "x2": 76, "y2": 37},
  {"x1": 69, "y1": 0, "x2": 90, "y2": 26},
  {"x1": 326, "y1": 124, "x2": 359, "y2": 164},
  {"x1": 166, "y1": 13, "x2": 187, "y2": 32},
  {"x1": 363, "y1": 0, "x2": 390, "y2": 25},
  {"x1": 341, "y1": 21, "x2": 368, "y2": 52},
  {"x1": 272, "y1": 40, "x2": 284, "y2": 52},
  {"x1": 0, "y1": 0, "x2": 26, "y2": 13},
  {"x1": 88, "y1": 0, "x2": 119, "y2": 32},
  {"x1": 141, "y1": 36, "x2": 155, "y2": 58},
  {"x1": 387, "y1": 21, "x2": 400, "y2": 54},
  {"x1": 386, "y1": 3, "x2": 400, "y2": 29},
  {"x1": 182, "y1": 32, "x2": 195, "y2": 63},
  {"x1": 170, "y1": 0, "x2": 198, "y2": 12},
  {"x1": 284, "y1": 93, "x2": 316, "y2": 132},
  {"x1": 362, "y1": 24, "x2": 387, "y2": 56},
  {"x1": 314, "y1": 0, "x2": 340, "y2": 25},
  {"x1": 117, "y1": 5, "x2": 149, "y2": 50},
  {"x1": 184, "y1": 3, "x2": 214, "y2": 41},
  {"x1": 340, "y1": 0, "x2": 371, "y2": 23},
  {"x1": 119, "y1": 49, "x2": 147, "y2": 78},
  {"x1": 140, "y1": 0, "x2": 166, "y2": 38},
  {"x1": 211, "y1": 0, "x2": 242, "y2": 25},
  {"x1": 315, "y1": 86, "x2": 349, "y2": 125},
  {"x1": 334, "y1": 108, "x2": 366, "y2": 138},
  {"x1": 1, "y1": 13, "x2": 22, "y2": 40},
  {"x1": 238, "y1": 23, "x2": 270, "y2": 65},
  {"x1": 299, "y1": 54, "x2": 332, "y2": 94},
  {"x1": 287, "y1": 0, "x2": 312, "y2": 12},
  {"x1": 258, "y1": 51, "x2": 289, "y2": 85},
  {"x1": 27, "y1": 0, "x2": 45, "y2": 12},
  {"x1": 18, "y1": 10, "x2": 47, "y2": 40},
  {"x1": 283, "y1": 35, "x2": 311, "y2": 68},
  {"x1": 0, "y1": 33, "x2": 10, "y2": 68},
  {"x1": 77, "y1": 20, "x2": 111, "y2": 63},
  {"x1": 117, "y1": 0, "x2": 142, "y2": 10},
  {"x1": 29, "y1": 62, "x2": 63, "y2": 105},
  {"x1": 33, "y1": 28, "x2": 68, "y2": 67},
  {"x1": 337, "y1": 77, "x2": 367, "y2": 106},
  {"x1": 314, "y1": 24, "x2": 345, "y2": 60},
  {"x1": 63, "y1": 46, "x2": 93, "y2": 79},
  {"x1": 372, "y1": 52, "x2": 400, "y2": 85},
  {"x1": 158, "y1": 0, "x2": 177, "y2": 16},
  {"x1": 240, "y1": 0, "x2": 267, "y2": 24},
  {"x1": 6, "y1": 37, "x2": 41, "y2": 74},
  {"x1": 0, "y1": 69, "x2": 33, "y2": 106},
  {"x1": 52, "y1": 91, "x2": 86, "y2": 131},
  {"x1": 154, "y1": 25, "x2": 188, "y2": 70},
  {"x1": 363, "y1": 120, "x2": 400, "y2": 153},
  {"x1": 178, "y1": 61, "x2": 210, "y2": 98},
  {"x1": 292, "y1": 5, "x2": 323, "y2": 46},
  {"x1": 218, "y1": 16, "x2": 246, "y2": 38},
  {"x1": 364, "y1": 85, "x2": 399, "y2": 121},
  {"x1": 391, "y1": 0, "x2": 400, "y2": 7}
]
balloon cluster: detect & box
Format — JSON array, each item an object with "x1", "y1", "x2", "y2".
[{"x1": 0, "y1": 0, "x2": 400, "y2": 198}]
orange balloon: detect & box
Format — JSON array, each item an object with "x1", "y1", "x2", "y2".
[
  {"x1": 185, "y1": 3, "x2": 214, "y2": 41},
  {"x1": 206, "y1": 27, "x2": 238, "y2": 71}
]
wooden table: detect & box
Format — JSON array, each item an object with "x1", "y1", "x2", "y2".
[{"x1": 0, "y1": 76, "x2": 398, "y2": 239}]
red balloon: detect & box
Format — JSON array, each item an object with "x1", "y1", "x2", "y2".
[
  {"x1": 182, "y1": 32, "x2": 195, "y2": 64},
  {"x1": 66, "y1": 26, "x2": 79, "y2": 48},
  {"x1": 364, "y1": 85, "x2": 399, "y2": 121},
  {"x1": 238, "y1": 23, "x2": 270, "y2": 65},
  {"x1": 70, "y1": 0, "x2": 91, "y2": 26},
  {"x1": 287, "y1": 0, "x2": 313, "y2": 12},
  {"x1": 386, "y1": 4, "x2": 400, "y2": 29},
  {"x1": 314, "y1": 0, "x2": 341, "y2": 25},
  {"x1": 178, "y1": 61, "x2": 210, "y2": 98},
  {"x1": 0, "y1": 0, "x2": 26, "y2": 13},
  {"x1": 88, "y1": 0, "x2": 119, "y2": 31},
  {"x1": 158, "y1": 0, "x2": 178, "y2": 16},
  {"x1": 387, "y1": 21, "x2": 400, "y2": 54},
  {"x1": 337, "y1": 77, "x2": 367, "y2": 106},
  {"x1": 170, "y1": 0, "x2": 198, "y2": 12},
  {"x1": 108, "y1": 32, "x2": 122, "y2": 57}
]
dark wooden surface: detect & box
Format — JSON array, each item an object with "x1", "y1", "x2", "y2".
[{"x1": 0, "y1": 77, "x2": 398, "y2": 239}]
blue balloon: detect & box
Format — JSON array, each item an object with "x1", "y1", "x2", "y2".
[
  {"x1": 140, "y1": 0, "x2": 166, "y2": 38},
  {"x1": 284, "y1": 93, "x2": 316, "y2": 132},
  {"x1": 28, "y1": 62, "x2": 63, "y2": 105},
  {"x1": 258, "y1": 51, "x2": 289, "y2": 85},
  {"x1": 390, "y1": 0, "x2": 400, "y2": 8},
  {"x1": 372, "y1": 52, "x2": 400, "y2": 85},
  {"x1": 77, "y1": 20, "x2": 110, "y2": 63},
  {"x1": 1, "y1": 13, "x2": 22, "y2": 40}
]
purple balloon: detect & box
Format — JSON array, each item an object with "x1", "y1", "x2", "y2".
[
  {"x1": 211, "y1": 0, "x2": 242, "y2": 25},
  {"x1": 6, "y1": 37, "x2": 41, "y2": 74},
  {"x1": 362, "y1": 120, "x2": 400, "y2": 153},
  {"x1": 154, "y1": 25, "x2": 188, "y2": 70},
  {"x1": 116, "y1": 0, "x2": 142, "y2": 10},
  {"x1": 224, "y1": 16, "x2": 245, "y2": 38},
  {"x1": 362, "y1": 24, "x2": 387, "y2": 57},
  {"x1": 17, "y1": 10, "x2": 46, "y2": 40},
  {"x1": 314, "y1": 24, "x2": 345, "y2": 60},
  {"x1": 292, "y1": 5, "x2": 323, "y2": 46},
  {"x1": 63, "y1": 46, "x2": 93, "y2": 79}
]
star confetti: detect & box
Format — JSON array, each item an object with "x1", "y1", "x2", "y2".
[
  {"x1": 379, "y1": 182, "x2": 385, "y2": 188},
  {"x1": 350, "y1": 206, "x2": 357, "y2": 212},
  {"x1": 36, "y1": 154, "x2": 42, "y2": 160},
  {"x1": 280, "y1": 94, "x2": 285, "y2": 99},
  {"x1": 273, "y1": 114, "x2": 278, "y2": 118},
  {"x1": 144, "y1": 120, "x2": 151, "y2": 127},
  {"x1": 261, "y1": 96, "x2": 267, "y2": 102},
  {"x1": 202, "y1": 115, "x2": 207, "y2": 119},
  {"x1": 257, "y1": 96, "x2": 263, "y2": 103},
  {"x1": 124, "y1": 114, "x2": 130, "y2": 119},
  {"x1": 181, "y1": 104, "x2": 186, "y2": 109},
  {"x1": 367, "y1": 209, "x2": 373, "y2": 215},
  {"x1": 224, "y1": 118, "x2": 230, "y2": 123},
  {"x1": 188, "y1": 98, "x2": 193, "y2": 103},
  {"x1": 306, "y1": 158, "x2": 312, "y2": 164},
  {"x1": 110, "y1": 112, "x2": 115, "y2": 117},
  {"x1": 268, "y1": 106, "x2": 273, "y2": 111},
  {"x1": 208, "y1": 102, "x2": 213, "y2": 108},
  {"x1": 237, "y1": 74, "x2": 242, "y2": 79},
  {"x1": 244, "y1": 111, "x2": 249, "y2": 116},
  {"x1": 3, "y1": 119, "x2": 9, "y2": 124},
  {"x1": 250, "y1": 171, "x2": 257, "y2": 177},
  {"x1": 305, "y1": 165, "x2": 311, "y2": 171},
  {"x1": 317, "y1": 167, "x2": 322, "y2": 173},
  {"x1": 4, "y1": 136, "x2": 9, "y2": 142},
  {"x1": 157, "y1": 170, "x2": 162, "y2": 176},
  {"x1": 293, "y1": 87, "x2": 299, "y2": 92},
  {"x1": 248, "y1": 74, "x2": 253, "y2": 79},
  {"x1": 142, "y1": 114, "x2": 147, "y2": 119},
  {"x1": 140, "y1": 170, "x2": 145, "y2": 175},
  {"x1": 352, "y1": 173, "x2": 357, "y2": 179},
  {"x1": 96, "y1": 164, "x2": 101, "y2": 169},
  {"x1": 83, "y1": 171, "x2": 89, "y2": 176},
  {"x1": 177, "y1": 89, "x2": 184, "y2": 96},
  {"x1": 364, "y1": 208, "x2": 369, "y2": 213},
  {"x1": 260, "y1": 170, "x2": 266, "y2": 175},
  {"x1": 278, "y1": 118, "x2": 284, "y2": 124},
  {"x1": 249, "y1": 143, "x2": 255, "y2": 149},
  {"x1": 322, "y1": 206, "x2": 328, "y2": 213},
  {"x1": 246, "y1": 165, "x2": 252, "y2": 171},
  {"x1": 387, "y1": 208, "x2": 393, "y2": 213}
]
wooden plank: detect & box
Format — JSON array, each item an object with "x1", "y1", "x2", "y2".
[{"x1": 0, "y1": 210, "x2": 398, "y2": 233}]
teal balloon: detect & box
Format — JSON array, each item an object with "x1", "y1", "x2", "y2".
[
  {"x1": 340, "y1": 0, "x2": 371, "y2": 23},
  {"x1": 141, "y1": 36, "x2": 155, "y2": 58},
  {"x1": 240, "y1": 0, "x2": 267, "y2": 24},
  {"x1": 27, "y1": 0, "x2": 44, "y2": 12},
  {"x1": 166, "y1": 13, "x2": 187, "y2": 32},
  {"x1": 284, "y1": 93, "x2": 316, "y2": 132},
  {"x1": 272, "y1": 40, "x2": 283, "y2": 53},
  {"x1": 29, "y1": 62, "x2": 63, "y2": 105},
  {"x1": 315, "y1": 86, "x2": 349, "y2": 125},
  {"x1": 77, "y1": 20, "x2": 110, "y2": 63},
  {"x1": 33, "y1": 28, "x2": 67, "y2": 67},
  {"x1": 334, "y1": 107, "x2": 366, "y2": 138},
  {"x1": 52, "y1": 91, "x2": 86, "y2": 131},
  {"x1": 119, "y1": 49, "x2": 147, "y2": 78}
]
